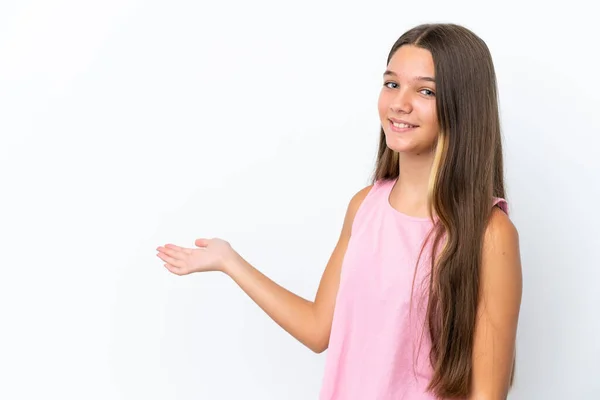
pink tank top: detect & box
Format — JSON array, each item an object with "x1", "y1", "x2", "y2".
[{"x1": 319, "y1": 178, "x2": 508, "y2": 400}]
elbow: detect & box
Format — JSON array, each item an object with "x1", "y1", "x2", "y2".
[
  {"x1": 310, "y1": 340, "x2": 328, "y2": 354},
  {"x1": 311, "y1": 345, "x2": 327, "y2": 354},
  {"x1": 312, "y1": 344, "x2": 327, "y2": 354},
  {"x1": 310, "y1": 334, "x2": 329, "y2": 354}
]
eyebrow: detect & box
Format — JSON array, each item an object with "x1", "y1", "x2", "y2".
[{"x1": 383, "y1": 70, "x2": 435, "y2": 83}]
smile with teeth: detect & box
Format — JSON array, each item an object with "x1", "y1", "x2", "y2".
[
  {"x1": 392, "y1": 121, "x2": 416, "y2": 128},
  {"x1": 392, "y1": 121, "x2": 417, "y2": 129}
]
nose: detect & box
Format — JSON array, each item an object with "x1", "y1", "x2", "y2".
[{"x1": 389, "y1": 89, "x2": 413, "y2": 114}]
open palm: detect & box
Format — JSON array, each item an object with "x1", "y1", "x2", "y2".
[{"x1": 156, "y1": 238, "x2": 233, "y2": 275}]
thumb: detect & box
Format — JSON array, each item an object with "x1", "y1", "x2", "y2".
[{"x1": 194, "y1": 238, "x2": 209, "y2": 248}]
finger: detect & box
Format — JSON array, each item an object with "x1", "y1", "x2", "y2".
[
  {"x1": 164, "y1": 263, "x2": 185, "y2": 276},
  {"x1": 195, "y1": 238, "x2": 209, "y2": 248},
  {"x1": 164, "y1": 244, "x2": 192, "y2": 255},
  {"x1": 158, "y1": 246, "x2": 184, "y2": 259},
  {"x1": 156, "y1": 252, "x2": 186, "y2": 268}
]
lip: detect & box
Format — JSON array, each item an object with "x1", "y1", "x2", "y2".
[
  {"x1": 388, "y1": 118, "x2": 419, "y2": 133},
  {"x1": 389, "y1": 118, "x2": 419, "y2": 126}
]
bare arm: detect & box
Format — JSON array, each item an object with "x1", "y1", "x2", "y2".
[
  {"x1": 219, "y1": 185, "x2": 372, "y2": 353},
  {"x1": 469, "y1": 207, "x2": 523, "y2": 399}
]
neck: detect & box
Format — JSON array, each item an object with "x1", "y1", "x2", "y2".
[{"x1": 392, "y1": 151, "x2": 435, "y2": 212}]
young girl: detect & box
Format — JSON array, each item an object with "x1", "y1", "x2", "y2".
[{"x1": 156, "y1": 23, "x2": 523, "y2": 400}]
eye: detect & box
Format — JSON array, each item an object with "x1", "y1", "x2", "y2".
[
  {"x1": 420, "y1": 88, "x2": 435, "y2": 97},
  {"x1": 383, "y1": 81, "x2": 398, "y2": 89}
]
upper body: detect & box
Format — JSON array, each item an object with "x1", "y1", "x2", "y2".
[
  {"x1": 318, "y1": 178, "x2": 520, "y2": 400},
  {"x1": 316, "y1": 24, "x2": 522, "y2": 399}
]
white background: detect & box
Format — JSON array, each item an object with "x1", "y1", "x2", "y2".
[{"x1": 1, "y1": 0, "x2": 598, "y2": 399}]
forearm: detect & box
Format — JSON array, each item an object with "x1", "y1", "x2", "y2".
[{"x1": 223, "y1": 251, "x2": 325, "y2": 353}]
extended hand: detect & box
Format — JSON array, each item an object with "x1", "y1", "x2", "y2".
[{"x1": 156, "y1": 238, "x2": 234, "y2": 275}]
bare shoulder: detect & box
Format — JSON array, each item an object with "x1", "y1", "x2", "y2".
[
  {"x1": 480, "y1": 206, "x2": 522, "y2": 303},
  {"x1": 484, "y1": 207, "x2": 520, "y2": 258},
  {"x1": 335, "y1": 183, "x2": 374, "y2": 241},
  {"x1": 350, "y1": 184, "x2": 374, "y2": 209},
  {"x1": 345, "y1": 184, "x2": 374, "y2": 233}
]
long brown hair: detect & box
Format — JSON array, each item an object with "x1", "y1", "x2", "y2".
[{"x1": 371, "y1": 23, "x2": 511, "y2": 398}]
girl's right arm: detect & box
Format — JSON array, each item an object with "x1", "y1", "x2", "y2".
[{"x1": 221, "y1": 185, "x2": 372, "y2": 353}]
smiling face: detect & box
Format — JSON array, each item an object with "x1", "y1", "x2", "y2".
[{"x1": 378, "y1": 45, "x2": 439, "y2": 155}]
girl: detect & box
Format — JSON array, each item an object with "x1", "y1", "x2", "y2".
[{"x1": 156, "y1": 23, "x2": 523, "y2": 400}]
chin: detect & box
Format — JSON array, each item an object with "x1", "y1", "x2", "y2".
[
  {"x1": 384, "y1": 132, "x2": 436, "y2": 155},
  {"x1": 385, "y1": 136, "x2": 416, "y2": 153},
  {"x1": 386, "y1": 140, "x2": 434, "y2": 156}
]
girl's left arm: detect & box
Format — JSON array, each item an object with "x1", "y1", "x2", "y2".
[{"x1": 470, "y1": 207, "x2": 523, "y2": 400}]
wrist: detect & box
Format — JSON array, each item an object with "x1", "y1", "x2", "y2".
[{"x1": 221, "y1": 248, "x2": 242, "y2": 276}]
